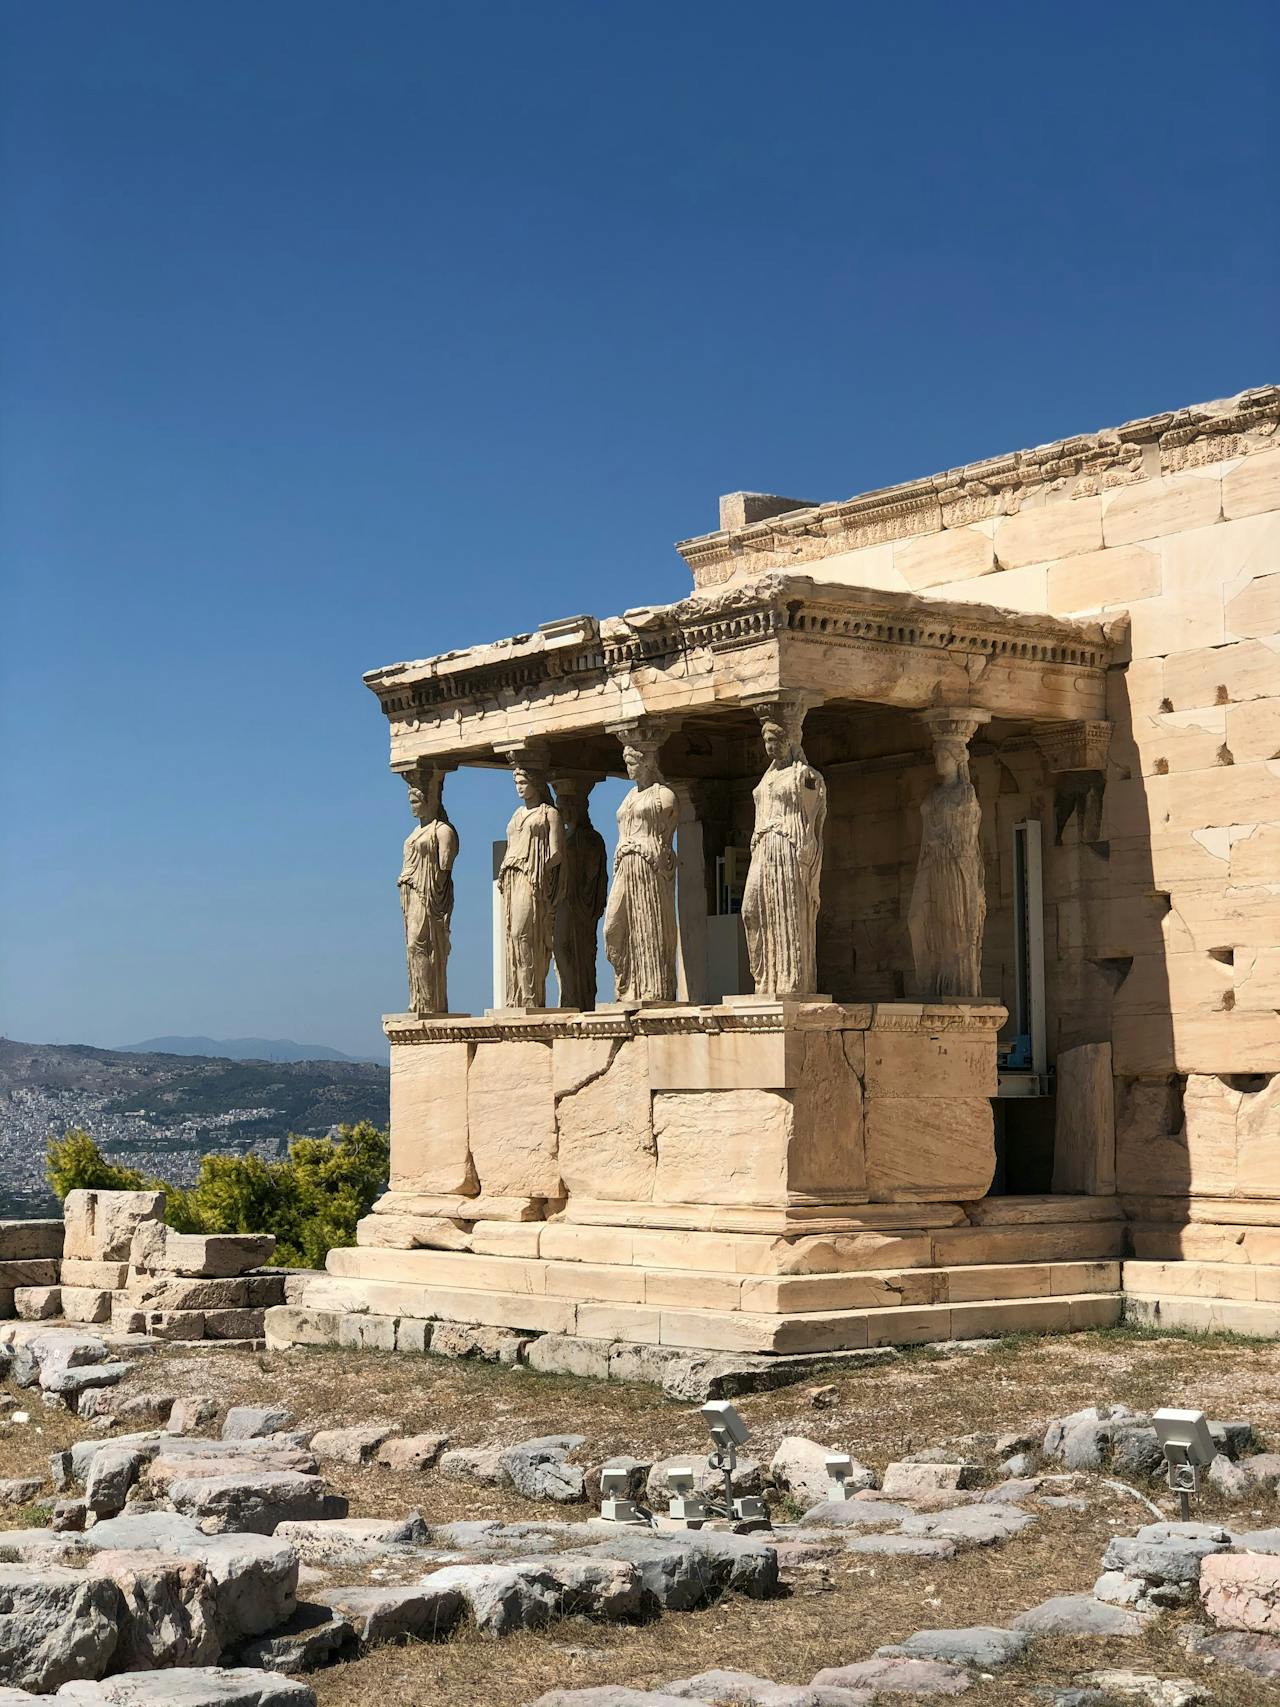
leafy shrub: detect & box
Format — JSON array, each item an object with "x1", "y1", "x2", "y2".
[{"x1": 46, "y1": 1121, "x2": 389, "y2": 1268}]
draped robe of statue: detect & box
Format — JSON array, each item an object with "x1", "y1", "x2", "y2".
[
  {"x1": 499, "y1": 801, "x2": 561, "y2": 1007},
  {"x1": 604, "y1": 782, "x2": 678, "y2": 1002},
  {"x1": 907, "y1": 774, "x2": 985, "y2": 997},
  {"x1": 399, "y1": 816, "x2": 458, "y2": 1014},
  {"x1": 742, "y1": 759, "x2": 827, "y2": 996},
  {"x1": 554, "y1": 816, "x2": 607, "y2": 1010}
]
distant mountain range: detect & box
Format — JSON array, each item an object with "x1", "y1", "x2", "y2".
[{"x1": 122, "y1": 1035, "x2": 378, "y2": 1065}]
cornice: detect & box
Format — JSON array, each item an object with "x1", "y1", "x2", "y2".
[
  {"x1": 676, "y1": 385, "x2": 1280, "y2": 581},
  {"x1": 364, "y1": 573, "x2": 1117, "y2": 723}
]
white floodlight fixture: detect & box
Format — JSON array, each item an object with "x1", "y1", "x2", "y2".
[
  {"x1": 665, "y1": 1465, "x2": 707, "y2": 1527},
  {"x1": 825, "y1": 1452, "x2": 854, "y2": 1501},
  {"x1": 1154, "y1": 1408, "x2": 1216, "y2": 1519},
  {"x1": 599, "y1": 1466, "x2": 646, "y2": 1526},
  {"x1": 732, "y1": 1493, "x2": 769, "y2": 1523},
  {"x1": 701, "y1": 1401, "x2": 750, "y2": 1450}
]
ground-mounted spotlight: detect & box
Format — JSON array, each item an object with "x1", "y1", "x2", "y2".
[
  {"x1": 599, "y1": 1465, "x2": 647, "y2": 1526},
  {"x1": 825, "y1": 1451, "x2": 854, "y2": 1501},
  {"x1": 665, "y1": 1465, "x2": 708, "y2": 1526},
  {"x1": 1153, "y1": 1407, "x2": 1216, "y2": 1521},
  {"x1": 700, "y1": 1399, "x2": 769, "y2": 1525}
]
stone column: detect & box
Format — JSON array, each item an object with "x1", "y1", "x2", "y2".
[
  {"x1": 671, "y1": 781, "x2": 709, "y2": 1005},
  {"x1": 396, "y1": 762, "x2": 458, "y2": 1016},
  {"x1": 603, "y1": 718, "x2": 679, "y2": 1003},
  {"x1": 549, "y1": 771, "x2": 608, "y2": 1011},
  {"x1": 907, "y1": 708, "x2": 992, "y2": 1000},
  {"x1": 741, "y1": 692, "x2": 827, "y2": 998}
]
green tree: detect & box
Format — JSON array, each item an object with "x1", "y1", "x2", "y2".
[{"x1": 45, "y1": 1121, "x2": 389, "y2": 1269}]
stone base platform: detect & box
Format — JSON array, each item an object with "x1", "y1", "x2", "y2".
[
  {"x1": 1124, "y1": 1259, "x2": 1280, "y2": 1338},
  {"x1": 273, "y1": 1195, "x2": 1126, "y2": 1365}
]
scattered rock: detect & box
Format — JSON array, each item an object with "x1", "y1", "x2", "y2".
[
  {"x1": 577, "y1": 1531, "x2": 778, "y2": 1608},
  {"x1": 1013, "y1": 1594, "x2": 1151, "y2": 1636},
  {"x1": 273, "y1": 1515, "x2": 427, "y2": 1564},
  {"x1": 879, "y1": 1626, "x2": 1029, "y2": 1668},
  {"x1": 237, "y1": 1602, "x2": 355, "y2": 1673},
  {"x1": 1207, "y1": 1454, "x2": 1251, "y2": 1498},
  {"x1": 92, "y1": 1546, "x2": 221, "y2": 1669},
  {"x1": 1075, "y1": 1673, "x2": 1206, "y2": 1706},
  {"x1": 168, "y1": 1397, "x2": 221, "y2": 1435},
  {"x1": 810, "y1": 1655, "x2": 970, "y2": 1695},
  {"x1": 308, "y1": 1425, "x2": 394, "y2": 1466},
  {"x1": 0, "y1": 1477, "x2": 42, "y2": 1507},
  {"x1": 0, "y1": 1563, "x2": 120, "y2": 1694},
  {"x1": 14, "y1": 1286, "x2": 61, "y2": 1320},
  {"x1": 496, "y1": 1435, "x2": 587, "y2": 1504},
  {"x1": 1240, "y1": 1453, "x2": 1280, "y2": 1489},
  {"x1": 798, "y1": 1499, "x2": 913, "y2": 1530},
  {"x1": 374, "y1": 1433, "x2": 450, "y2": 1472},
  {"x1": 1182, "y1": 1621, "x2": 1280, "y2": 1678},
  {"x1": 881, "y1": 1462, "x2": 967, "y2": 1499},
  {"x1": 438, "y1": 1444, "x2": 511, "y2": 1486},
  {"x1": 222, "y1": 1407, "x2": 292, "y2": 1442},
  {"x1": 843, "y1": 1534, "x2": 958, "y2": 1559},
  {"x1": 168, "y1": 1471, "x2": 339, "y2": 1535},
  {"x1": 52, "y1": 1497, "x2": 88, "y2": 1532},
  {"x1": 807, "y1": 1386, "x2": 838, "y2": 1410},
  {"x1": 316, "y1": 1581, "x2": 463, "y2": 1646},
  {"x1": 770, "y1": 1437, "x2": 873, "y2": 1508},
  {"x1": 55, "y1": 1668, "x2": 316, "y2": 1704},
  {"x1": 85, "y1": 1446, "x2": 146, "y2": 1519},
  {"x1": 900, "y1": 1504, "x2": 1034, "y2": 1546},
  {"x1": 1000, "y1": 1452, "x2": 1037, "y2": 1478}
]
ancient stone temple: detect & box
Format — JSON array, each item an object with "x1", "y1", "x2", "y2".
[{"x1": 279, "y1": 386, "x2": 1280, "y2": 1366}]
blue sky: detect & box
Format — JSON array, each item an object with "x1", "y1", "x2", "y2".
[{"x1": 2, "y1": 1, "x2": 1276, "y2": 1059}]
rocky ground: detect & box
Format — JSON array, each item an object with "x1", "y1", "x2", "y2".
[{"x1": 2, "y1": 1324, "x2": 1280, "y2": 1705}]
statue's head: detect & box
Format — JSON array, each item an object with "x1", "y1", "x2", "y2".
[
  {"x1": 760, "y1": 701, "x2": 805, "y2": 764},
  {"x1": 513, "y1": 765, "x2": 549, "y2": 807},
  {"x1": 935, "y1": 735, "x2": 969, "y2": 783},
  {"x1": 622, "y1": 740, "x2": 660, "y2": 787},
  {"x1": 405, "y1": 769, "x2": 442, "y2": 822}
]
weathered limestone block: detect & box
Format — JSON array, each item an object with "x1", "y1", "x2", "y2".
[
  {"x1": 0, "y1": 1219, "x2": 63, "y2": 1260},
  {"x1": 653, "y1": 1090, "x2": 793, "y2": 1206},
  {"x1": 1047, "y1": 543, "x2": 1160, "y2": 613},
  {"x1": 63, "y1": 1189, "x2": 164, "y2": 1262},
  {"x1": 60, "y1": 1286, "x2": 113, "y2": 1324},
  {"x1": 894, "y1": 524, "x2": 994, "y2": 590},
  {"x1": 865, "y1": 1098, "x2": 995, "y2": 1202},
  {"x1": 1051, "y1": 1042, "x2": 1116, "y2": 1195},
  {"x1": 91, "y1": 1547, "x2": 222, "y2": 1669},
  {"x1": 388, "y1": 1040, "x2": 476, "y2": 1196},
  {"x1": 1224, "y1": 448, "x2": 1280, "y2": 519},
  {"x1": 864, "y1": 1030, "x2": 995, "y2": 1099},
  {"x1": 133, "y1": 1228, "x2": 276, "y2": 1278},
  {"x1": 787, "y1": 1030, "x2": 866, "y2": 1201},
  {"x1": 553, "y1": 1036, "x2": 656, "y2": 1201},
  {"x1": 1201, "y1": 1552, "x2": 1280, "y2": 1633},
  {"x1": 994, "y1": 494, "x2": 1103, "y2": 568},
  {"x1": 1102, "y1": 470, "x2": 1222, "y2": 547},
  {"x1": 467, "y1": 1040, "x2": 560, "y2": 1197},
  {"x1": 60, "y1": 1259, "x2": 130, "y2": 1290},
  {"x1": 0, "y1": 1563, "x2": 120, "y2": 1693},
  {"x1": 354, "y1": 1212, "x2": 472, "y2": 1251},
  {"x1": 647, "y1": 1027, "x2": 797, "y2": 1090}
]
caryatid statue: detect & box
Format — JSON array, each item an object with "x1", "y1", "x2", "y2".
[
  {"x1": 907, "y1": 709, "x2": 990, "y2": 999},
  {"x1": 603, "y1": 724, "x2": 679, "y2": 1003},
  {"x1": 742, "y1": 694, "x2": 827, "y2": 997},
  {"x1": 398, "y1": 765, "x2": 459, "y2": 1015},
  {"x1": 498, "y1": 756, "x2": 565, "y2": 1008},
  {"x1": 551, "y1": 776, "x2": 607, "y2": 1010}
]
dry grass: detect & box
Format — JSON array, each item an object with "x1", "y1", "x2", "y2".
[{"x1": 4, "y1": 1325, "x2": 1280, "y2": 1705}]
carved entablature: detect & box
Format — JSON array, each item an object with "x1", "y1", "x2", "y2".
[
  {"x1": 1033, "y1": 719, "x2": 1113, "y2": 775},
  {"x1": 366, "y1": 572, "x2": 1121, "y2": 774},
  {"x1": 677, "y1": 385, "x2": 1280, "y2": 584}
]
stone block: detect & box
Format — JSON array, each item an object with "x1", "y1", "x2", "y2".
[
  {"x1": 995, "y1": 495, "x2": 1103, "y2": 568},
  {"x1": 0, "y1": 1563, "x2": 120, "y2": 1693},
  {"x1": 865, "y1": 1098, "x2": 994, "y2": 1201},
  {"x1": 263, "y1": 1307, "x2": 342, "y2": 1350},
  {"x1": 1226, "y1": 699, "x2": 1280, "y2": 762},
  {"x1": 1201, "y1": 1552, "x2": 1280, "y2": 1633},
  {"x1": 1051, "y1": 1042, "x2": 1116, "y2": 1195},
  {"x1": 1047, "y1": 543, "x2": 1161, "y2": 613},
  {"x1": 139, "y1": 1229, "x2": 276, "y2": 1278},
  {"x1": 1224, "y1": 448, "x2": 1280, "y2": 519},
  {"x1": 63, "y1": 1189, "x2": 164, "y2": 1262},
  {"x1": 524, "y1": 1334, "x2": 611, "y2": 1380},
  {"x1": 0, "y1": 1219, "x2": 63, "y2": 1260},
  {"x1": 337, "y1": 1314, "x2": 397, "y2": 1352},
  {"x1": 1102, "y1": 471, "x2": 1222, "y2": 546},
  {"x1": 389, "y1": 1039, "x2": 476, "y2": 1195},
  {"x1": 932, "y1": 562, "x2": 1048, "y2": 613},
  {"x1": 894, "y1": 524, "x2": 995, "y2": 589},
  {"x1": 553, "y1": 1036, "x2": 656, "y2": 1201},
  {"x1": 647, "y1": 1027, "x2": 796, "y2": 1090},
  {"x1": 653, "y1": 1089, "x2": 792, "y2": 1206},
  {"x1": 467, "y1": 1040, "x2": 560, "y2": 1197},
  {"x1": 1226, "y1": 572, "x2": 1280, "y2": 642},
  {"x1": 15, "y1": 1285, "x2": 61, "y2": 1320},
  {"x1": 1164, "y1": 638, "x2": 1279, "y2": 711},
  {"x1": 59, "y1": 1258, "x2": 130, "y2": 1289},
  {"x1": 146, "y1": 1310, "x2": 207, "y2": 1341},
  {"x1": 788, "y1": 1030, "x2": 866, "y2": 1201},
  {"x1": 863, "y1": 1030, "x2": 995, "y2": 1098},
  {"x1": 395, "y1": 1316, "x2": 430, "y2": 1352},
  {"x1": 60, "y1": 1286, "x2": 113, "y2": 1324},
  {"x1": 131, "y1": 1276, "x2": 249, "y2": 1311},
  {"x1": 355, "y1": 1211, "x2": 472, "y2": 1250}
]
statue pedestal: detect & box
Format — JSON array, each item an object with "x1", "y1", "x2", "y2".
[{"x1": 279, "y1": 999, "x2": 1124, "y2": 1359}]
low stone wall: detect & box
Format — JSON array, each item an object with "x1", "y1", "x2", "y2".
[{"x1": 0, "y1": 1191, "x2": 285, "y2": 1345}]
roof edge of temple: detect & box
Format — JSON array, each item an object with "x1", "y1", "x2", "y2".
[{"x1": 675, "y1": 383, "x2": 1280, "y2": 580}]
